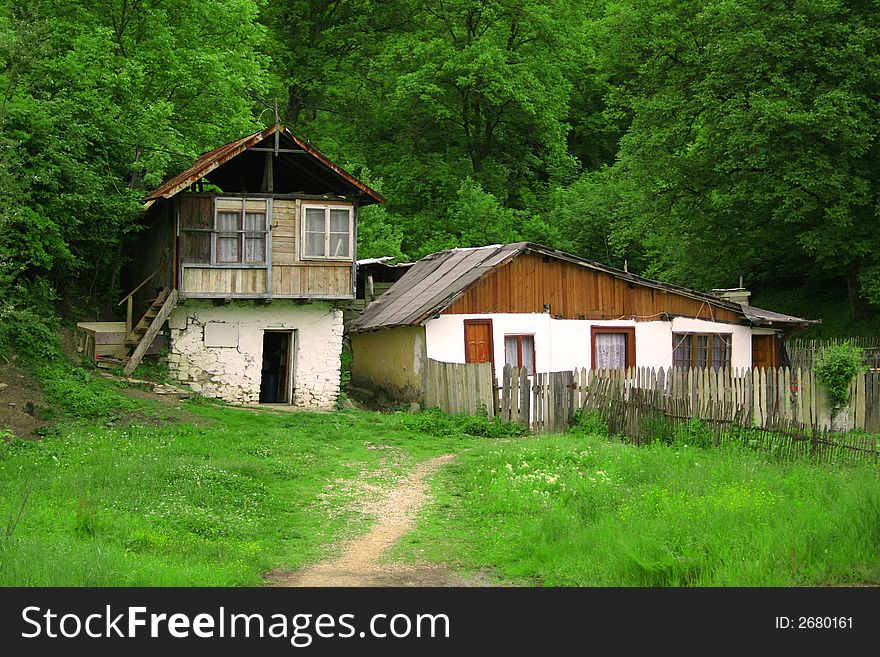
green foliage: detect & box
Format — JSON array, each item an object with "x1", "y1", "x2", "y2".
[
  {"x1": 402, "y1": 408, "x2": 528, "y2": 438},
  {"x1": 396, "y1": 434, "x2": 880, "y2": 585},
  {"x1": 0, "y1": 303, "x2": 63, "y2": 363},
  {"x1": 34, "y1": 364, "x2": 141, "y2": 420},
  {"x1": 569, "y1": 410, "x2": 609, "y2": 437},
  {"x1": 814, "y1": 343, "x2": 866, "y2": 413},
  {"x1": 672, "y1": 418, "x2": 715, "y2": 449}
]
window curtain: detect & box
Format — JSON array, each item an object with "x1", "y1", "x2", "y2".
[
  {"x1": 217, "y1": 211, "x2": 240, "y2": 262},
  {"x1": 304, "y1": 208, "x2": 326, "y2": 257},
  {"x1": 243, "y1": 212, "x2": 266, "y2": 263},
  {"x1": 521, "y1": 336, "x2": 535, "y2": 375},
  {"x1": 504, "y1": 337, "x2": 518, "y2": 369},
  {"x1": 595, "y1": 333, "x2": 626, "y2": 369}
]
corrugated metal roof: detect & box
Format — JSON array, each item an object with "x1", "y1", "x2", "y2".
[
  {"x1": 143, "y1": 124, "x2": 385, "y2": 204},
  {"x1": 740, "y1": 304, "x2": 818, "y2": 326},
  {"x1": 349, "y1": 243, "x2": 817, "y2": 331}
]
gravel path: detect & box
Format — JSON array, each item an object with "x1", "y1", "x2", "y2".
[{"x1": 266, "y1": 454, "x2": 491, "y2": 587}]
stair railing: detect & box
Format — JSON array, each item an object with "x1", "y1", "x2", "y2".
[{"x1": 117, "y1": 267, "x2": 161, "y2": 336}]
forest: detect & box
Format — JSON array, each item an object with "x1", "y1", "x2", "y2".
[{"x1": 1, "y1": 0, "x2": 878, "y2": 357}]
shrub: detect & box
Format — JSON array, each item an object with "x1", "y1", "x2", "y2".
[
  {"x1": 570, "y1": 410, "x2": 608, "y2": 437},
  {"x1": 814, "y1": 343, "x2": 865, "y2": 414},
  {"x1": 673, "y1": 418, "x2": 714, "y2": 448},
  {"x1": 402, "y1": 408, "x2": 527, "y2": 438}
]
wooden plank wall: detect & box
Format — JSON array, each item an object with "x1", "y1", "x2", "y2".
[
  {"x1": 174, "y1": 195, "x2": 354, "y2": 297},
  {"x1": 444, "y1": 252, "x2": 742, "y2": 323},
  {"x1": 182, "y1": 267, "x2": 267, "y2": 295},
  {"x1": 271, "y1": 264, "x2": 352, "y2": 296},
  {"x1": 270, "y1": 198, "x2": 354, "y2": 297}
]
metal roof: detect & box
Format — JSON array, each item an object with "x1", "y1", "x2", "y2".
[
  {"x1": 349, "y1": 243, "x2": 818, "y2": 331},
  {"x1": 143, "y1": 124, "x2": 385, "y2": 204}
]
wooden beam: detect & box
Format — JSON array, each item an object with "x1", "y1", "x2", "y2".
[
  {"x1": 124, "y1": 289, "x2": 178, "y2": 376},
  {"x1": 248, "y1": 147, "x2": 306, "y2": 154}
]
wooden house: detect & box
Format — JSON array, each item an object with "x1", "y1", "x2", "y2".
[
  {"x1": 348, "y1": 243, "x2": 817, "y2": 403},
  {"x1": 89, "y1": 123, "x2": 384, "y2": 407}
]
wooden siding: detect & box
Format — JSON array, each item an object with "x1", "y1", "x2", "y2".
[
  {"x1": 271, "y1": 263, "x2": 352, "y2": 296},
  {"x1": 182, "y1": 267, "x2": 267, "y2": 295},
  {"x1": 271, "y1": 198, "x2": 298, "y2": 265},
  {"x1": 443, "y1": 252, "x2": 743, "y2": 323},
  {"x1": 174, "y1": 194, "x2": 354, "y2": 298}
]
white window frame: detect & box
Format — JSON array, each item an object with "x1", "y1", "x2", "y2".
[
  {"x1": 211, "y1": 197, "x2": 270, "y2": 267},
  {"x1": 300, "y1": 203, "x2": 354, "y2": 261}
]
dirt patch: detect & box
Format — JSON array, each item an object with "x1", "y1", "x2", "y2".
[
  {"x1": 0, "y1": 361, "x2": 56, "y2": 439},
  {"x1": 266, "y1": 454, "x2": 494, "y2": 587}
]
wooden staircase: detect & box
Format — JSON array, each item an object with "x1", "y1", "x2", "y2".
[{"x1": 122, "y1": 287, "x2": 179, "y2": 376}]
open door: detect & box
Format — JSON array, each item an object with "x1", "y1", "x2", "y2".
[{"x1": 260, "y1": 330, "x2": 297, "y2": 403}]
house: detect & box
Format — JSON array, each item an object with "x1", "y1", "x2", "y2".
[
  {"x1": 93, "y1": 123, "x2": 384, "y2": 407},
  {"x1": 348, "y1": 243, "x2": 817, "y2": 403}
]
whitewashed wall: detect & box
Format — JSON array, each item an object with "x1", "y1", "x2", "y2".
[
  {"x1": 425, "y1": 313, "x2": 756, "y2": 383},
  {"x1": 167, "y1": 300, "x2": 343, "y2": 408}
]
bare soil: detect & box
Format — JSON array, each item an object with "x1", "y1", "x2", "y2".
[
  {"x1": 0, "y1": 361, "x2": 55, "y2": 439},
  {"x1": 266, "y1": 454, "x2": 496, "y2": 587}
]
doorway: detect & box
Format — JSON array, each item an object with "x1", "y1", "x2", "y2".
[{"x1": 260, "y1": 330, "x2": 296, "y2": 403}]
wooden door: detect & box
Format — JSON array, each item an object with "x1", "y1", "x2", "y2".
[
  {"x1": 464, "y1": 319, "x2": 494, "y2": 364},
  {"x1": 752, "y1": 334, "x2": 780, "y2": 369}
]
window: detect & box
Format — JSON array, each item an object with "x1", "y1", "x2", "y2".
[
  {"x1": 214, "y1": 198, "x2": 268, "y2": 264},
  {"x1": 673, "y1": 333, "x2": 731, "y2": 369},
  {"x1": 302, "y1": 204, "x2": 353, "y2": 260},
  {"x1": 504, "y1": 335, "x2": 535, "y2": 376},
  {"x1": 591, "y1": 327, "x2": 635, "y2": 370}
]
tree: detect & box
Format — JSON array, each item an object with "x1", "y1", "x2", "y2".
[
  {"x1": 0, "y1": 0, "x2": 271, "y2": 313},
  {"x1": 590, "y1": 0, "x2": 880, "y2": 316}
]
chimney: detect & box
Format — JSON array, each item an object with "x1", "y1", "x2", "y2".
[{"x1": 710, "y1": 287, "x2": 751, "y2": 305}]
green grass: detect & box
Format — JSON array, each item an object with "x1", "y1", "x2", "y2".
[
  {"x1": 394, "y1": 434, "x2": 880, "y2": 586},
  {"x1": 0, "y1": 366, "x2": 505, "y2": 585},
  {"x1": 4, "y1": 362, "x2": 879, "y2": 586}
]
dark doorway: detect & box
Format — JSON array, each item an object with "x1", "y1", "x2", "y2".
[{"x1": 260, "y1": 331, "x2": 295, "y2": 403}]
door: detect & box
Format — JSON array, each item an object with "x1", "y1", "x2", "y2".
[
  {"x1": 752, "y1": 334, "x2": 780, "y2": 369},
  {"x1": 464, "y1": 319, "x2": 494, "y2": 364},
  {"x1": 260, "y1": 330, "x2": 296, "y2": 403}
]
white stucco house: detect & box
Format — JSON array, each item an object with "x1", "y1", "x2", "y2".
[
  {"x1": 111, "y1": 123, "x2": 385, "y2": 407},
  {"x1": 348, "y1": 243, "x2": 816, "y2": 402}
]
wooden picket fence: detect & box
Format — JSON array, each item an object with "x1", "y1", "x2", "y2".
[
  {"x1": 423, "y1": 359, "x2": 880, "y2": 462},
  {"x1": 575, "y1": 382, "x2": 876, "y2": 465},
  {"x1": 424, "y1": 359, "x2": 496, "y2": 418},
  {"x1": 786, "y1": 336, "x2": 880, "y2": 370}
]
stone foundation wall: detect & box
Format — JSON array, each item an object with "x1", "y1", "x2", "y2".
[{"x1": 166, "y1": 300, "x2": 343, "y2": 408}]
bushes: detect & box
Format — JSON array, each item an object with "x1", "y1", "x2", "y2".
[
  {"x1": 814, "y1": 343, "x2": 866, "y2": 414},
  {"x1": 402, "y1": 408, "x2": 528, "y2": 438}
]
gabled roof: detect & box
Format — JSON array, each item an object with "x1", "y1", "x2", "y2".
[
  {"x1": 349, "y1": 242, "x2": 818, "y2": 331},
  {"x1": 143, "y1": 124, "x2": 385, "y2": 205}
]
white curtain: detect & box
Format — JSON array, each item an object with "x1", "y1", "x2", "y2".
[
  {"x1": 216, "y1": 211, "x2": 240, "y2": 262},
  {"x1": 595, "y1": 333, "x2": 626, "y2": 369}
]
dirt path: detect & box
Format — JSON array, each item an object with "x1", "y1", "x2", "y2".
[{"x1": 266, "y1": 454, "x2": 492, "y2": 587}]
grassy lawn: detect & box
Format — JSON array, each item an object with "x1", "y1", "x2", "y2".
[
  {"x1": 0, "y1": 366, "x2": 499, "y2": 585},
  {"x1": 2, "y1": 362, "x2": 879, "y2": 586},
  {"x1": 393, "y1": 433, "x2": 880, "y2": 586}
]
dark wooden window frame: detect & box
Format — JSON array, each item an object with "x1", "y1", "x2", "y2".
[
  {"x1": 672, "y1": 332, "x2": 732, "y2": 369},
  {"x1": 178, "y1": 197, "x2": 271, "y2": 268},
  {"x1": 463, "y1": 319, "x2": 495, "y2": 368},
  {"x1": 590, "y1": 326, "x2": 636, "y2": 370},
  {"x1": 213, "y1": 198, "x2": 270, "y2": 266},
  {"x1": 504, "y1": 333, "x2": 536, "y2": 375}
]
